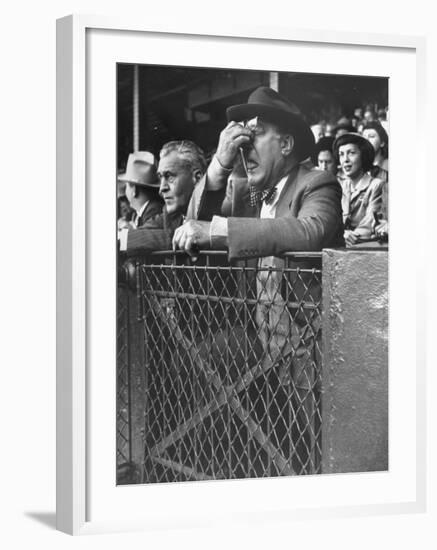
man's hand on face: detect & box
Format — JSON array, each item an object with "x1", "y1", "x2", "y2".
[
  {"x1": 215, "y1": 121, "x2": 253, "y2": 169},
  {"x1": 172, "y1": 220, "x2": 211, "y2": 257}
]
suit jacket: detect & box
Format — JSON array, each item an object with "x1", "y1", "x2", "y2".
[
  {"x1": 187, "y1": 163, "x2": 344, "y2": 260},
  {"x1": 135, "y1": 198, "x2": 163, "y2": 228},
  {"x1": 126, "y1": 209, "x2": 184, "y2": 255}
]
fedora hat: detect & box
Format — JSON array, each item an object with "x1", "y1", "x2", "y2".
[
  {"x1": 226, "y1": 86, "x2": 315, "y2": 161},
  {"x1": 333, "y1": 132, "x2": 375, "y2": 173},
  {"x1": 118, "y1": 151, "x2": 159, "y2": 188}
]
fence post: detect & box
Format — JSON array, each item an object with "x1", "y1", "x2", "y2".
[{"x1": 321, "y1": 248, "x2": 388, "y2": 473}]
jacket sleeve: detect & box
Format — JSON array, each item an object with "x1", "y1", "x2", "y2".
[
  {"x1": 227, "y1": 176, "x2": 343, "y2": 260},
  {"x1": 352, "y1": 178, "x2": 383, "y2": 239},
  {"x1": 185, "y1": 174, "x2": 228, "y2": 221},
  {"x1": 126, "y1": 214, "x2": 173, "y2": 255}
]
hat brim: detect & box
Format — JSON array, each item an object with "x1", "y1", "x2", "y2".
[
  {"x1": 333, "y1": 133, "x2": 375, "y2": 156},
  {"x1": 226, "y1": 103, "x2": 315, "y2": 161},
  {"x1": 117, "y1": 174, "x2": 160, "y2": 188}
]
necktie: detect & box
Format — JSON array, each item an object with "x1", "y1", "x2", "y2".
[{"x1": 249, "y1": 186, "x2": 277, "y2": 207}]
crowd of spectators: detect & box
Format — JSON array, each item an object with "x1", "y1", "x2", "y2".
[
  {"x1": 117, "y1": 96, "x2": 389, "y2": 254},
  {"x1": 310, "y1": 104, "x2": 389, "y2": 244}
]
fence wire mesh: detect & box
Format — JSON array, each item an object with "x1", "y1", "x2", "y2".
[{"x1": 135, "y1": 251, "x2": 323, "y2": 483}]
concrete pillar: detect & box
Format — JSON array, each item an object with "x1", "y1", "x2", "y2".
[{"x1": 321, "y1": 249, "x2": 388, "y2": 473}]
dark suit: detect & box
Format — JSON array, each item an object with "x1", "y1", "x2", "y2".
[
  {"x1": 135, "y1": 198, "x2": 163, "y2": 228},
  {"x1": 127, "y1": 209, "x2": 183, "y2": 255}
]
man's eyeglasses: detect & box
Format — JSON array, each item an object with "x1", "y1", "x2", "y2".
[{"x1": 237, "y1": 116, "x2": 264, "y2": 135}]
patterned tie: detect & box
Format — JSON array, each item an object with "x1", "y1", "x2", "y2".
[{"x1": 249, "y1": 185, "x2": 277, "y2": 207}]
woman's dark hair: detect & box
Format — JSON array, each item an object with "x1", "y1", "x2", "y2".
[
  {"x1": 333, "y1": 133, "x2": 375, "y2": 173},
  {"x1": 311, "y1": 136, "x2": 335, "y2": 165},
  {"x1": 362, "y1": 121, "x2": 389, "y2": 158}
]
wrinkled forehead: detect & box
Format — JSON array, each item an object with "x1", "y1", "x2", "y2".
[{"x1": 158, "y1": 151, "x2": 190, "y2": 173}]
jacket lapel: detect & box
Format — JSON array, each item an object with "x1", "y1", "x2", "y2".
[
  {"x1": 350, "y1": 173, "x2": 371, "y2": 203},
  {"x1": 275, "y1": 164, "x2": 301, "y2": 218}
]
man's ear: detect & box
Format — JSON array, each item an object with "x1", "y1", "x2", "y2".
[
  {"x1": 133, "y1": 184, "x2": 140, "y2": 198},
  {"x1": 192, "y1": 169, "x2": 203, "y2": 184},
  {"x1": 281, "y1": 134, "x2": 294, "y2": 157}
]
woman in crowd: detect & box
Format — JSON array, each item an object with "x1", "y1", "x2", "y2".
[
  {"x1": 362, "y1": 121, "x2": 389, "y2": 183},
  {"x1": 311, "y1": 136, "x2": 336, "y2": 175},
  {"x1": 333, "y1": 133, "x2": 384, "y2": 247}
]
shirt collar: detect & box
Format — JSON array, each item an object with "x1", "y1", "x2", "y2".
[{"x1": 136, "y1": 199, "x2": 150, "y2": 218}]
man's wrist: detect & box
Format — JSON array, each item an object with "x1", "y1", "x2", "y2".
[
  {"x1": 209, "y1": 215, "x2": 229, "y2": 249},
  {"x1": 206, "y1": 155, "x2": 233, "y2": 190}
]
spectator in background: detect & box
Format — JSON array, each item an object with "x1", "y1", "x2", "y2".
[
  {"x1": 117, "y1": 195, "x2": 134, "y2": 235},
  {"x1": 119, "y1": 151, "x2": 163, "y2": 227},
  {"x1": 354, "y1": 107, "x2": 363, "y2": 120},
  {"x1": 312, "y1": 136, "x2": 336, "y2": 175},
  {"x1": 363, "y1": 108, "x2": 376, "y2": 123},
  {"x1": 334, "y1": 117, "x2": 354, "y2": 139},
  {"x1": 334, "y1": 133, "x2": 383, "y2": 247},
  {"x1": 324, "y1": 122, "x2": 335, "y2": 137},
  {"x1": 362, "y1": 121, "x2": 389, "y2": 183},
  {"x1": 377, "y1": 108, "x2": 387, "y2": 122},
  {"x1": 121, "y1": 140, "x2": 207, "y2": 254},
  {"x1": 351, "y1": 115, "x2": 360, "y2": 130},
  {"x1": 310, "y1": 123, "x2": 325, "y2": 143}
]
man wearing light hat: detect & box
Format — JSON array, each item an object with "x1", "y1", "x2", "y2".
[{"x1": 118, "y1": 151, "x2": 163, "y2": 229}]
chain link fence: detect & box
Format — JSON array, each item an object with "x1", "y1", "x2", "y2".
[{"x1": 129, "y1": 251, "x2": 323, "y2": 483}]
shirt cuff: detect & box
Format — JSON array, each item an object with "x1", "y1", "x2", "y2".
[
  {"x1": 119, "y1": 228, "x2": 129, "y2": 251},
  {"x1": 209, "y1": 215, "x2": 228, "y2": 249}
]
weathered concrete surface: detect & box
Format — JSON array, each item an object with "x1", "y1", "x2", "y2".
[{"x1": 321, "y1": 249, "x2": 388, "y2": 473}]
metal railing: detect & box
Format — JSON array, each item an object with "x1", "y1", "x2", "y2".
[
  {"x1": 116, "y1": 282, "x2": 132, "y2": 467},
  {"x1": 116, "y1": 250, "x2": 324, "y2": 483}
]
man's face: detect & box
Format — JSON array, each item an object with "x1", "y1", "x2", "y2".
[
  {"x1": 242, "y1": 118, "x2": 288, "y2": 190},
  {"x1": 317, "y1": 150, "x2": 336, "y2": 173},
  {"x1": 125, "y1": 182, "x2": 134, "y2": 205},
  {"x1": 158, "y1": 151, "x2": 196, "y2": 215},
  {"x1": 338, "y1": 143, "x2": 363, "y2": 180},
  {"x1": 362, "y1": 128, "x2": 382, "y2": 153}
]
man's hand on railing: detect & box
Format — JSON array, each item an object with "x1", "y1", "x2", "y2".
[{"x1": 172, "y1": 219, "x2": 212, "y2": 258}]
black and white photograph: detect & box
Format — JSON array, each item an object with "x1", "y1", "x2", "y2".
[{"x1": 116, "y1": 64, "x2": 389, "y2": 485}]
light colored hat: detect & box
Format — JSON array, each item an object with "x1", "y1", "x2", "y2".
[{"x1": 118, "y1": 151, "x2": 159, "y2": 188}]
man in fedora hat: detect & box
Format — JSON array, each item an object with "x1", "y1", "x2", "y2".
[
  {"x1": 174, "y1": 86, "x2": 343, "y2": 259},
  {"x1": 120, "y1": 140, "x2": 207, "y2": 253},
  {"x1": 118, "y1": 151, "x2": 163, "y2": 230}
]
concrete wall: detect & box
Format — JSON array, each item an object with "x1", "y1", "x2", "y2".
[{"x1": 321, "y1": 248, "x2": 388, "y2": 473}]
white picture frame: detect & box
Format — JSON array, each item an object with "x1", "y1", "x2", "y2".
[{"x1": 56, "y1": 14, "x2": 427, "y2": 535}]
